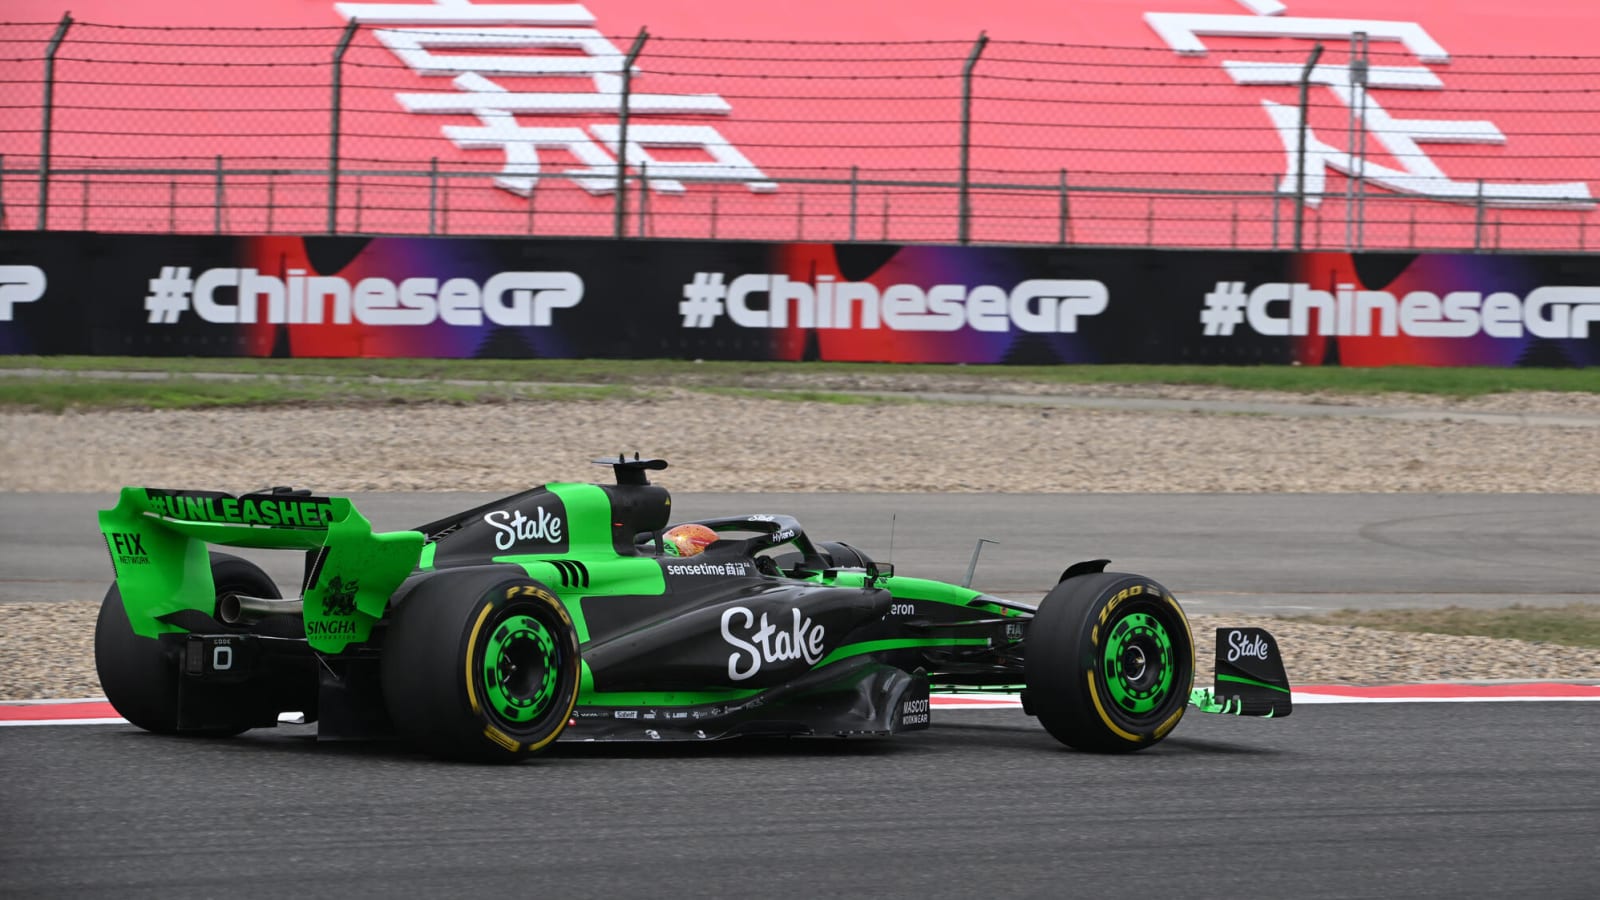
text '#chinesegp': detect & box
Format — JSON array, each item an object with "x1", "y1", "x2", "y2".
[
  {"x1": 143, "y1": 267, "x2": 582, "y2": 327},
  {"x1": 680, "y1": 273, "x2": 1108, "y2": 333},
  {"x1": 1200, "y1": 281, "x2": 1600, "y2": 339}
]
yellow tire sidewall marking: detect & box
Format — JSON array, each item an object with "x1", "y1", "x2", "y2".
[
  {"x1": 464, "y1": 602, "x2": 496, "y2": 717},
  {"x1": 522, "y1": 588, "x2": 580, "y2": 754},
  {"x1": 1086, "y1": 671, "x2": 1143, "y2": 744}
]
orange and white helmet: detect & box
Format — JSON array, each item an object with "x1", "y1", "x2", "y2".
[{"x1": 663, "y1": 523, "x2": 719, "y2": 557}]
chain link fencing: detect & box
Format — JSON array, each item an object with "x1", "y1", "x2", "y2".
[{"x1": 2, "y1": 18, "x2": 1596, "y2": 251}]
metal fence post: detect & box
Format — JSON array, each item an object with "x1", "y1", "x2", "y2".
[
  {"x1": 1344, "y1": 31, "x2": 1368, "y2": 250},
  {"x1": 327, "y1": 18, "x2": 359, "y2": 234},
  {"x1": 613, "y1": 27, "x2": 650, "y2": 240},
  {"x1": 1473, "y1": 179, "x2": 1486, "y2": 251},
  {"x1": 1293, "y1": 42, "x2": 1324, "y2": 251},
  {"x1": 1270, "y1": 173, "x2": 1281, "y2": 249},
  {"x1": 957, "y1": 31, "x2": 989, "y2": 245},
  {"x1": 638, "y1": 161, "x2": 650, "y2": 238},
  {"x1": 1057, "y1": 169, "x2": 1070, "y2": 245},
  {"x1": 428, "y1": 157, "x2": 438, "y2": 235},
  {"x1": 214, "y1": 155, "x2": 224, "y2": 234},
  {"x1": 848, "y1": 166, "x2": 858, "y2": 242},
  {"x1": 38, "y1": 13, "x2": 74, "y2": 230},
  {"x1": 1354, "y1": 35, "x2": 1370, "y2": 251}
]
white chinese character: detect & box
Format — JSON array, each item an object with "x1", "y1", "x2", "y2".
[
  {"x1": 1146, "y1": 2, "x2": 1594, "y2": 209},
  {"x1": 336, "y1": 0, "x2": 774, "y2": 197}
]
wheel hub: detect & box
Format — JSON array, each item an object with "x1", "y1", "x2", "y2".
[
  {"x1": 1121, "y1": 644, "x2": 1148, "y2": 682},
  {"x1": 481, "y1": 614, "x2": 559, "y2": 724},
  {"x1": 1103, "y1": 611, "x2": 1175, "y2": 716}
]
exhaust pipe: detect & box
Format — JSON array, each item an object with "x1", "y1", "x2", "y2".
[{"x1": 218, "y1": 592, "x2": 304, "y2": 625}]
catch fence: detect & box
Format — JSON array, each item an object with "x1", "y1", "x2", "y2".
[{"x1": 1, "y1": 17, "x2": 1597, "y2": 251}]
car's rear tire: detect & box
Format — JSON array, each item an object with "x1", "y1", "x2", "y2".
[
  {"x1": 1024, "y1": 572, "x2": 1194, "y2": 753},
  {"x1": 95, "y1": 552, "x2": 282, "y2": 736},
  {"x1": 381, "y1": 570, "x2": 580, "y2": 763}
]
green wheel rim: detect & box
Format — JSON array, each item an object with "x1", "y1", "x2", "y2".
[
  {"x1": 1102, "y1": 611, "x2": 1175, "y2": 716},
  {"x1": 481, "y1": 613, "x2": 560, "y2": 724}
]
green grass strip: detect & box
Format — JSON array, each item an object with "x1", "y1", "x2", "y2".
[
  {"x1": 2, "y1": 356, "x2": 1595, "y2": 399},
  {"x1": 0, "y1": 374, "x2": 641, "y2": 412}
]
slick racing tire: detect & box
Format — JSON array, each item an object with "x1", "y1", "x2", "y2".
[
  {"x1": 94, "y1": 552, "x2": 281, "y2": 736},
  {"x1": 1025, "y1": 572, "x2": 1195, "y2": 753},
  {"x1": 381, "y1": 570, "x2": 581, "y2": 763}
]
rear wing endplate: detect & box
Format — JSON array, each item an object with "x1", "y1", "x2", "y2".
[{"x1": 98, "y1": 487, "x2": 423, "y2": 652}]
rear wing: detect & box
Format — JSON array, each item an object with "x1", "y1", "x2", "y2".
[{"x1": 98, "y1": 487, "x2": 424, "y2": 652}]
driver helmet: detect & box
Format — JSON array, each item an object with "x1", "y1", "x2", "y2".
[{"x1": 662, "y1": 523, "x2": 718, "y2": 557}]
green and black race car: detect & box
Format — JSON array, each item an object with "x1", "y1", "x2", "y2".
[{"x1": 95, "y1": 456, "x2": 1290, "y2": 762}]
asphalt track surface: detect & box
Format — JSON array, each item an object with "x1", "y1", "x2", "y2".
[
  {"x1": 0, "y1": 703, "x2": 1595, "y2": 898},
  {"x1": 3, "y1": 492, "x2": 1597, "y2": 897},
  {"x1": 5, "y1": 492, "x2": 1599, "y2": 611}
]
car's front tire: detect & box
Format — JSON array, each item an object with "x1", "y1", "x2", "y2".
[
  {"x1": 381, "y1": 570, "x2": 580, "y2": 763},
  {"x1": 1024, "y1": 572, "x2": 1194, "y2": 752}
]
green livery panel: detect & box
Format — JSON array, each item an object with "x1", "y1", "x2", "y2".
[{"x1": 98, "y1": 487, "x2": 424, "y2": 652}]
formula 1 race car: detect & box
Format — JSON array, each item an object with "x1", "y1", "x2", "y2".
[{"x1": 95, "y1": 456, "x2": 1291, "y2": 762}]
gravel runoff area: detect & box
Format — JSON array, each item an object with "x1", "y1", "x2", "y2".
[
  {"x1": 3, "y1": 378, "x2": 1598, "y2": 699},
  {"x1": 5, "y1": 383, "x2": 1600, "y2": 493},
  {"x1": 3, "y1": 603, "x2": 1594, "y2": 702}
]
